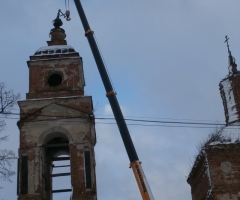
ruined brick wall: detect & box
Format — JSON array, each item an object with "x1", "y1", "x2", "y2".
[
  {"x1": 70, "y1": 145, "x2": 97, "y2": 200},
  {"x1": 230, "y1": 75, "x2": 240, "y2": 123},
  {"x1": 17, "y1": 97, "x2": 97, "y2": 200},
  {"x1": 18, "y1": 25, "x2": 98, "y2": 200},
  {"x1": 188, "y1": 143, "x2": 240, "y2": 200},
  {"x1": 206, "y1": 144, "x2": 240, "y2": 200},
  {"x1": 187, "y1": 153, "x2": 211, "y2": 200},
  {"x1": 27, "y1": 57, "x2": 85, "y2": 99},
  {"x1": 219, "y1": 74, "x2": 240, "y2": 125}
]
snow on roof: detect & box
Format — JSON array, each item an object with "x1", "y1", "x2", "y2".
[
  {"x1": 187, "y1": 124, "x2": 240, "y2": 183},
  {"x1": 209, "y1": 124, "x2": 240, "y2": 145},
  {"x1": 34, "y1": 45, "x2": 76, "y2": 56}
]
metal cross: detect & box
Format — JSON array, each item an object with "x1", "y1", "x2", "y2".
[{"x1": 225, "y1": 35, "x2": 230, "y2": 52}]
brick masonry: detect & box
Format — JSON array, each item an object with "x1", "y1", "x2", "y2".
[
  {"x1": 188, "y1": 58, "x2": 240, "y2": 200},
  {"x1": 17, "y1": 27, "x2": 97, "y2": 200},
  {"x1": 187, "y1": 144, "x2": 240, "y2": 200}
]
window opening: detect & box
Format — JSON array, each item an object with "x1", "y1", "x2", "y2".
[
  {"x1": 48, "y1": 73, "x2": 63, "y2": 86},
  {"x1": 21, "y1": 156, "x2": 28, "y2": 194},
  {"x1": 84, "y1": 147, "x2": 92, "y2": 189},
  {"x1": 45, "y1": 137, "x2": 72, "y2": 200},
  {"x1": 52, "y1": 156, "x2": 71, "y2": 200}
]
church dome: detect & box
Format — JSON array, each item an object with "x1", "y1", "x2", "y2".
[{"x1": 34, "y1": 45, "x2": 76, "y2": 56}]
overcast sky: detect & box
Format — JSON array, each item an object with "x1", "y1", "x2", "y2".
[{"x1": 1, "y1": 0, "x2": 240, "y2": 199}]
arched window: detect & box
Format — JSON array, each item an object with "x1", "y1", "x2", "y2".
[{"x1": 44, "y1": 137, "x2": 72, "y2": 200}]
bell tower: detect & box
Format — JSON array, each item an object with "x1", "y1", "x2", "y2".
[
  {"x1": 17, "y1": 12, "x2": 97, "y2": 200},
  {"x1": 187, "y1": 36, "x2": 240, "y2": 200}
]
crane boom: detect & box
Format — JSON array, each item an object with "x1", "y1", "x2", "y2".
[{"x1": 73, "y1": 1, "x2": 155, "y2": 199}]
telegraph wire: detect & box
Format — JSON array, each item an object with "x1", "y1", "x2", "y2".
[
  {"x1": 1, "y1": 116, "x2": 239, "y2": 129},
  {"x1": 95, "y1": 122, "x2": 224, "y2": 129},
  {"x1": 0, "y1": 113, "x2": 236, "y2": 129},
  {"x1": 0, "y1": 114, "x2": 227, "y2": 126},
  {"x1": 1, "y1": 115, "x2": 240, "y2": 129},
  {"x1": 1, "y1": 111, "x2": 222, "y2": 124},
  {"x1": 0, "y1": 112, "x2": 226, "y2": 125},
  {"x1": 94, "y1": 114, "x2": 225, "y2": 123}
]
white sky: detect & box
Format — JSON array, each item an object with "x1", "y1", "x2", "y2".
[{"x1": 1, "y1": 0, "x2": 240, "y2": 199}]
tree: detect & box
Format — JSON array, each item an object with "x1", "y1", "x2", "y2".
[{"x1": 0, "y1": 82, "x2": 20, "y2": 184}]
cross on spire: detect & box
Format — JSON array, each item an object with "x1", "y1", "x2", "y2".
[
  {"x1": 224, "y1": 35, "x2": 233, "y2": 59},
  {"x1": 224, "y1": 35, "x2": 231, "y2": 54},
  {"x1": 224, "y1": 35, "x2": 237, "y2": 73},
  {"x1": 225, "y1": 35, "x2": 230, "y2": 53}
]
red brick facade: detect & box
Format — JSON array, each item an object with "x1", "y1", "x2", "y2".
[{"x1": 17, "y1": 26, "x2": 97, "y2": 200}]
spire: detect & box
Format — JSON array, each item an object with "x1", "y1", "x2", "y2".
[{"x1": 225, "y1": 35, "x2": 237, "y2": 74}]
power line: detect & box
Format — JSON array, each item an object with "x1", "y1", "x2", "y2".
[
  {"x1": 1, "y1": 112, "x2": 225, "y2": 124},
  {"x1": 95, "y1": 114, "x2": 225, "y2": 123},
  {"x1": 94, "y1": 117, "x2": 226, "y2": 126},
  {"x1": 0, "y1": 114, "x2": 226, "y2": 126},
  {"x1": 1, "y1": 117, "x2": 236, "y2": 129},
  {"x1": 95, "y1": 122, "x2": 227, "y2": 129},
  {"x1": 0, "y1": 113, "x2": 232, "y2": 129}
]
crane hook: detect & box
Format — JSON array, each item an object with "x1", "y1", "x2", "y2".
[{"x1": 65, "y1": 10, "x2": 71, "y2": 21}]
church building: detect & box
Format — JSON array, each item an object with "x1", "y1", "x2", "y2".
[
  {"x1": 187, "y1": 37, "x2": 240, "y2": 200},
  {"x1": 17, "y1": 14, "x2": 97, "y2": 200}
]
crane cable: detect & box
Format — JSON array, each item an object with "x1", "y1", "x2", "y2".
[
  {"x1": 65, "y1": 0, "x2": 71, "y2": 21},
  {"x1": 65, "y1": 0, "x2": 70, "y2": 10}
]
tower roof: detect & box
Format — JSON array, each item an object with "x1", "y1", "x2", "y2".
[
  {"x1": 34, "y1": 45, "x2": 76, "y2": 56},
  {"x1": 31, "y1": 11, "x2": 78, "y2": 59}
]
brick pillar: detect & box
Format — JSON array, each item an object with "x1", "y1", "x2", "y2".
[{"x1": 70, "y1": 145, "x2": 97, "y2": 200}]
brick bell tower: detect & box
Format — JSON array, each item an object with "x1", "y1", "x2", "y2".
[
  {"x1": 187, "y1": 36, "x2": 240, "y2": 200},
  {"x1": 17, "y1": 13, "x2": 97, "y2": 200}
]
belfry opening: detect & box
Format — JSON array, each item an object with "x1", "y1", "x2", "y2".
[{"x1": 44, "y1": 135, "x2": 71, "y2": 198}]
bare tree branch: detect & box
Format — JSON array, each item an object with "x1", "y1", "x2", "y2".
[
  {"x1": 0, "y1": 135, "x2": 8, "y2": 143},
  {"x1": 0, "y1": 82, "x2": 20, "y2": 185},
  {"x1": 0, "y1": 120, "x2": 5, "y2": 133},
  {"x1": 0, "y1": 82, "x2": 20, "y2": 114},
  {"x1": 0, "y1": 150, "x2": 17, "y2": 182}
]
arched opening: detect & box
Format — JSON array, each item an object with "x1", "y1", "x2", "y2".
[{"x1": 44, "y1": 136, "x2": 72, "y2": 200}]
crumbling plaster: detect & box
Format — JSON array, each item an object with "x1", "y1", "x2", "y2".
[
  {"x1": 18, "y1": 96, "x2": 97, "y2": 199},
  {"x1": 18, "y1": 96, "x2": 95, "y2": 148}
]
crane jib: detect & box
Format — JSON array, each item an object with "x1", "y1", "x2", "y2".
[
  {"x1": 73, "y1": 0, "x2": 138, "y2": 162},
  {"x1": 73, "y1": 1, "x2": 155, "y2": 199}
]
